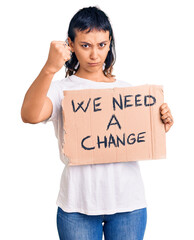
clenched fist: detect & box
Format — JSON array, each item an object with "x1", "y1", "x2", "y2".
[{"x1": 44, "y1": 40, "x2": 72, "y2": 74}]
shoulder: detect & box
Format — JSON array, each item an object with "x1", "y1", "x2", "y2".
[
  {"x1": 48, "y1": 77, "x2": 71, "y2": 93},
  {"x1": 50, "y1": 77, "x2": 68, "y2": 88},
  {"x1": 51, "y1": 76, "x2": 80, "y2": 90}
]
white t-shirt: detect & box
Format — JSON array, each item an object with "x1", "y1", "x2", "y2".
[{"x1": 42, "y1": 74, "x2": 147, "y2": 215}]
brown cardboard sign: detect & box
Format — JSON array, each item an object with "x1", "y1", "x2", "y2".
[{"x1": 62, "y1": 84, "x2": 166, "y2": 166}]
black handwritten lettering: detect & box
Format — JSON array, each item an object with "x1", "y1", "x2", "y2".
[
  {"x1": 137, "y1": 132, "x2": 146, "y2": 142},
  {"x1": 135, "y1": 94, "x2": 142, "y2": 107},
  {"x1": 81, "y1": 135, "x2": 95, "y2": 150},
  {"x1": 71, "y1": 93, "x2": 156, "y2": 113},
  {"x1": 93, "y1": 97, "x2": 102, "y2": 112},
  {"x1": 108, "y1": 134, "x2": 117, "y2": 147},
  {"x1": 144, "y1": 95, "x2": 156, "y2": 106},
  {"x1": 107, "y1": 114, "x2": 121, "y2": 130},
  {"x1": 127, "y1": 133, "x2": 136, "y2": 144},
  {"x1": 71, "y1": 98, "x2": 91, "y2": 112},
  {"x1": 112, "y1": 94, "x2": 123, "y2": 110},
  {"x1": 97, "y1": 135, "x2": 108, "y2": 149},
  {"x1": 124, "y1": 95, "x2": 133, "y2": 107},
  {"x1": 81, "y1": 132, "x2": 146, "y2": 150}
]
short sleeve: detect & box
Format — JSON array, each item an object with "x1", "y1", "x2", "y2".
[{"x1": 42, "y1": 81, "x2": 61, "y2": 124}]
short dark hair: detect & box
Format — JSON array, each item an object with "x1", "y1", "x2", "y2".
[{"x1": 65, "y1": 6, "x2": 116, "y2": 78}]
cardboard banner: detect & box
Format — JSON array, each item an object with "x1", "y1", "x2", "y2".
[{"x1": 62, "y1": 84, "x2": 166, "y2": 166}]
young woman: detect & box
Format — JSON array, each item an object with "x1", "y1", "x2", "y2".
[{"x1": 21, "y1": 6, "x2": 174, "y2": 240}]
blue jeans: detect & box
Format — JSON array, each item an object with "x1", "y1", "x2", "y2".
[{"x1": 57, "y1": 207, "x2": 147, "y2": 240}]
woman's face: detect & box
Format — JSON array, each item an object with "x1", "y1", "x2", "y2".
[{"x1": 68, "y1": 28, "x2": 111, "y2": 73}]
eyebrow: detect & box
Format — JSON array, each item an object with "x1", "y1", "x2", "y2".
[{"x1": 79, "y1": 41, "x2": 108, "y2": 44}]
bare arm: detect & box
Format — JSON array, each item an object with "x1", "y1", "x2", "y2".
[
  {"x1": 21, "y1": 65, "x2": 55, "y2": 124},
  {"x1": 21, "y1": 41, "x2": 72, "y2": 124}
]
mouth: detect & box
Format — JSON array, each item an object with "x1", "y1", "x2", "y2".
[{"x1": 88, "y1": 62, "x2": 100, "y2": 66}]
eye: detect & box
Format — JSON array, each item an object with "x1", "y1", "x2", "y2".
[
  {"x1": 81, "y1": 44, "x2": 89, "y2": 48},
  {"x1": 99, "y1": 43, "x2": 106, "y2": 47}
]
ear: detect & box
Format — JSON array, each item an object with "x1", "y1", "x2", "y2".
[{"x1": 67, "y1": 37, "x2": 74, "y2": 52}]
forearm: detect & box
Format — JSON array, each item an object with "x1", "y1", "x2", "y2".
[{"x1": 21, "y1": 64, "x2": 55, "y2": 122}]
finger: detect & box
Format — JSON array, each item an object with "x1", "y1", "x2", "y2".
[
  {"x1": 163, "y1": 117, "x2": 173, "y2": 124},
  {"x1": 52, "y1": 40, "x2": 68, "y2": 44},
  {"x1": 63, "y1": 53, "x2": 71, "y2": 62},
  {"x1": 52, "y1": 41, "x2": 71, "y2": 50},
  {"x1": 160, "y1": 107, "x2": 169, "y2": 115},
  {"x1": 160, "y1": 103, "x2": 168, "y2": 111},
  {"x1": 161, "y1": 112, "x2": 171, "y2": 120},
  {"x1": 63, "y1": 50, "x2": 71, "y2": 59},
  {"x1": 64, "y1": 56, "x2": 70, "y2": 62},
  {"x1": 63, "y1": 45, "x2": 72, "y2": 52},
  {"x1": 169, "y1": 117, "x2": 174, "y2": 124}
]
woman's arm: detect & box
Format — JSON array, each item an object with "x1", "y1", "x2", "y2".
[
  {"x1": 21, "y1": 66, "x2": 55, "y2": 124},
  {"x1": 21, "y1": 41, "x2": 72, "y2": 124}
]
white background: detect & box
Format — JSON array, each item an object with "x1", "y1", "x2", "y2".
[{"x1": 0, "y1": 0, "x2": 193, "y2": 239}]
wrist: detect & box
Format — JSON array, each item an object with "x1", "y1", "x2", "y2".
[{"x1": 42, "y1": 63, "x2": 56, "y2": 75}]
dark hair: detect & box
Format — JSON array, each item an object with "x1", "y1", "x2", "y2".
[{"x1": 65, "y1": 6, "x2": 116, "y2": 78}]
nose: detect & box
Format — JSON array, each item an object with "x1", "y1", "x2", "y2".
[{"x1": 90, "y1": 47, "x2": 98, "y2": 60}]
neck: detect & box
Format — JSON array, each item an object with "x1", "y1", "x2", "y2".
[{"x1": 75, "y1": 68, "x2": 115, "y2": 83}]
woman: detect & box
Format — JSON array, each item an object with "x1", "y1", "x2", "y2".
[{"x1": 21, "y1": 6, "x2": 174, "y2": 240}]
